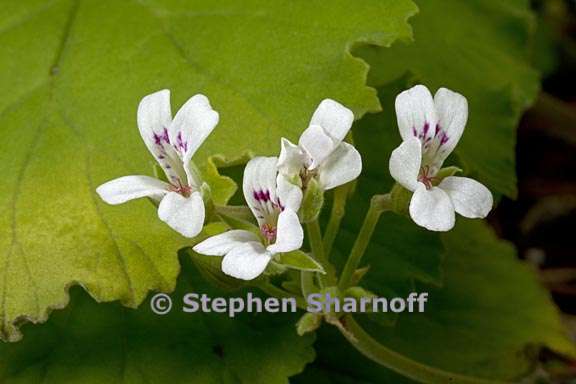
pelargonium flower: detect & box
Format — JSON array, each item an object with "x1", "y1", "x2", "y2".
[
  {"x1": 277, "y1": 99, "x2": 362, "y2": 193},
  {"x1": 389, "y1": 85, "x2": 493, "y2": 231},
  {"x1": 193, "y1": 157, "x2": 303, "y2": 280},
  {"x1": 97, "y1": 90, "x2": 218, "y2": 238}
]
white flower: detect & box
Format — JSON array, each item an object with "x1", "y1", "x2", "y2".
[
  {"x1": 193, "y1": 157, "x2": 303, "y2": 280},
  {"x1": 389, "y1": 85, "x2": 493, "y2": 232},
  {"x1": 96, "y1": 90, "x2": 219, "y2": 238},
  {"x1": 277, "y1": 99, "x2": 362, "y2": 194}
]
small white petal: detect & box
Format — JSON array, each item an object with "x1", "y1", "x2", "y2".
[
  {"x1": 267, "y1": 209, "x2": 303, "y2": 254},
  {"x1": 242, "y1": 156, "x2": 279, "y2": 221},
  {"x1": 96, "y1": 175, "x2": 168, "y2": 205},
  {"x1": 438, "y1": 176, "x2": 493, "y2": 219},
  {"x1": 137, "y1": 90, "x2": 187, "y2": 184},
  {"x1": 277, "y1": 175, "x2": 303, "y2": 212},
  {"x1": 389, "y1": 137, "x2": 422, "y2": 192},
  {"x1": 193, "y1": 230, "x2": 259, "y2": 256},
  {"x1": 309, "y1": 99, "x2": 354, "y2": 143},
  {"x1": 433, "y1": 88, "x2": 468, "y2": 162},
  {"x1": 277, "y1": 138, "x2": 306, "y2": 178},
  {"x1": 298, "y1": 124, "x2": 336, "y2": 169},
  {"x1": 395, "y1": 85, "x2": 437, "y2": 142},
  {"x1": 137, "y1": 90, "x2": 172, "y2": 150},
  {"x1": 221, "y1": 241, "x2": 271, "y2": 280},
  {"x1": 170, "y1": 94, "x2": 219, "y2": 163},
  {"x1": 409, "y1": 184, "x2": 455, "y2": 231},
  {"x1": 157, "y1": 191, "x2": 205, "y2": 238},
  {"x1": 317, "y1": 142, "x2": 362, "y2": 190}
]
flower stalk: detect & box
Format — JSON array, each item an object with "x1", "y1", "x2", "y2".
[
  {"x1": 338, "y1": 194, "x2": 391, "y2": 290},
  {"x1": 338, "y1": 315, "x2": 506, "y2": 384}
]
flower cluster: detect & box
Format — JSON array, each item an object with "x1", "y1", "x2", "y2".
[{"x1": 97, "y1": 85, "x2": 492, "y2": 280}]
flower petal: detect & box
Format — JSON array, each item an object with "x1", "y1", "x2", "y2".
[
  {"x1": 137, "y1": 90, "x2": 186, "y2": 184},
  {"x1": 389, "y1": 137, "x2": 422, "y2": 192},
  {"x1": 298, "y1": 124, "x2": 336, "y2": 170},
  {"x1": 266, "y1": 209, "x2": 303, "y2": 254},
  {"x1": 277, "y1": 138, "x2": 306, "y2": 179},
  {"x1": 193, "y1": 229, "x2": 259, "y2": 256},
  {"x1": 221, "y1": 241, "x2": 271, "y2": 280},
  {"x1": 157, "y1": 191, "x2": 205, "y2": 238},
  {"x1": 395, "y1": 84, "x2": 438, "y2": 143},
  {"x1": 409, "y1": 184, "x2": 455, "y2": 231},
  {"x1": 170, "y1": 94, "x2": 219, "y2": 163},
  {"x1": 432, "y1": 88, "x2": 468, "y2": 165},
  {"x1": 277, "y1": 175, "x2": 303, "y2": 212},
  {"x1": 317, "y1": 142, "x2": 362, "y2": 190},
  {"x1": 96, "y1": 175, "x2": 168, "y2": 205},
  {"x1": 309, "y1": 99, "x2": 354, "y2": 143},
  {"x1": 242, "y1": 156, "x2": 279, "y2": 223},
  {"x1": 438, "y1": 176, "x2": 493, "y2": 219}
]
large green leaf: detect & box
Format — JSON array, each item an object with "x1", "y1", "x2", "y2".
[
  {"x1": 298, "y1": 221, "x2": 575, "y2": 383},
  {"x1": 0, "y1": 256, "x2": 315, "y2": 383},
  {"x1": 0, "y1": 0, "x2": 417, "y2": 340},
  {"x1": 356, "y1": 0, "x2": 540, "y2": 198}
]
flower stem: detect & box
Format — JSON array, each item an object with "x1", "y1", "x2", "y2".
[
  {"x1": 307, "y1": 220, "x2": 336, "y2": 286},
  {"x1": 323, "y1": 184, "x2": 349, "y2": 258},
  {"x1": 338, "y1": 194, "x2": 391, "y2": 290},
  {"x1": 338, "y1": 315, "x2": 505, "y2": 384},
  {"x1": 258, "y1": 281, "x2": 307, "y2": 309}
]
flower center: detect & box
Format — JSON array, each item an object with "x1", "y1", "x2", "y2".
[
  {"x1": 169, "y1": 180, "x2": 192, "y2": 197},
  {"x1": 299, "y1": 167, "x2": 317, "y2": 189},
  {"x1": 417, "y1": 165, "x2": 436, "y2": 190},
  {"x1": 260, "y1": 223, "x2": 277, "y2": 244}
]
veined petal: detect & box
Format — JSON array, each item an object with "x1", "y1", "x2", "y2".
[
  {"x1": 96, "y1": 175, "x2": 168, "y2": 205},
  {"x1": 395, "y1": 85, "x2": 438, "y2": 143},
  {"x1": 438, "y1": 176, "x2": 493, "y2": 219},
  {"x1": 242, "y1": 156, "x2": 279, "y2": 224},
  {"x1": 137, "y1": 90, "x2": 186, "y2": 184},
  {"x1": 309, "y1": 99, "x2": 354, "y2": 143},
  {"x1": 317, "y1": 142, "x2": 362, "y2": 190},
  {"x1": 221, "y1": 241, "x2": 271, "y2": 280},
  {"x1": 170, "y1": 94, "x2": 219, "y2": 163},
  {"x1": 193, "y1": 230, "x2": 259, "y2": 256},
  {"x1": 158, "y1": 191, "x2": 205, "y2": 238},
  {"x1": 432, "y1": 88, "x2": 468, "y2": 165},
  {"x1": 389, "y1": 137, "x2": 422, "y2": 192},
  {"x1": 277, "y1": 175, "x2": 303, "y2": 212},
  {"x1": 409, "y1": 184, "x2": 455, "y2": 231},
  {"x1": 266, "y1": 209, "x2": 303, "y2": 254},
  {"x1": 278, "y1": 138, "x2": 306, "y2": 179},
  {"x1": 298, "y1": 124, "x2": 336, "y2": 170}
]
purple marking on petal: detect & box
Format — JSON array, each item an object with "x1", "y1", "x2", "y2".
[
  {"x1": 423, "y1": 122, "x2": 429, "y2": 136},
  {"x1": 253, "y1": 190, "x2": 261, "y2": 201},
  {"x1": 440, "y1": 132, "x2": 449, "y2": 145},
  {"x1": 435, "y1": 124, "x2": 441, "y2": 135},
  {"x1": 412, "y1": 127, "x2": 417, "y2": 137}
]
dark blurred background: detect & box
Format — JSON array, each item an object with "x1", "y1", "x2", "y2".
[{"x1": 490, "y1": 0, "x2": 576, "y2": 378}]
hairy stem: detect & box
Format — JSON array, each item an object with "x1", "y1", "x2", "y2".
[
  {"x1": 323, "y1": 184, "x2": 349, "y2": 258},
  {"x1": 338, "y1": 194, "x2": 391, "y2": 290},
  {"x1": 258, "y1": 281, "x2": 307, "y2": 309},
  {"x1": 339, "y1": 315, "x2": 506, "y2": 384},
  {"x1": 307, "y1": 220, "x2": 336, "y2": 286}
]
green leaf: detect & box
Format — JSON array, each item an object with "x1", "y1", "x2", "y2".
[
  {"x1": 355, "y1": 0, "x2": 540, "y2": 197},
  {"x1": 303, "y1": 221, "x2": 576, "y2": 382},
  {"x1": 0, "y1": 257, "x2": 316, "y2": 383},
  {"x1": 277, "y1": 250, "x2": 325, "y2": 274},
  {"x1": 0, "y1": 0, "x2": 417, "y2": 340},
  {"x1": 201, "y1": 156, "x2": 237, "y2": 206}
]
